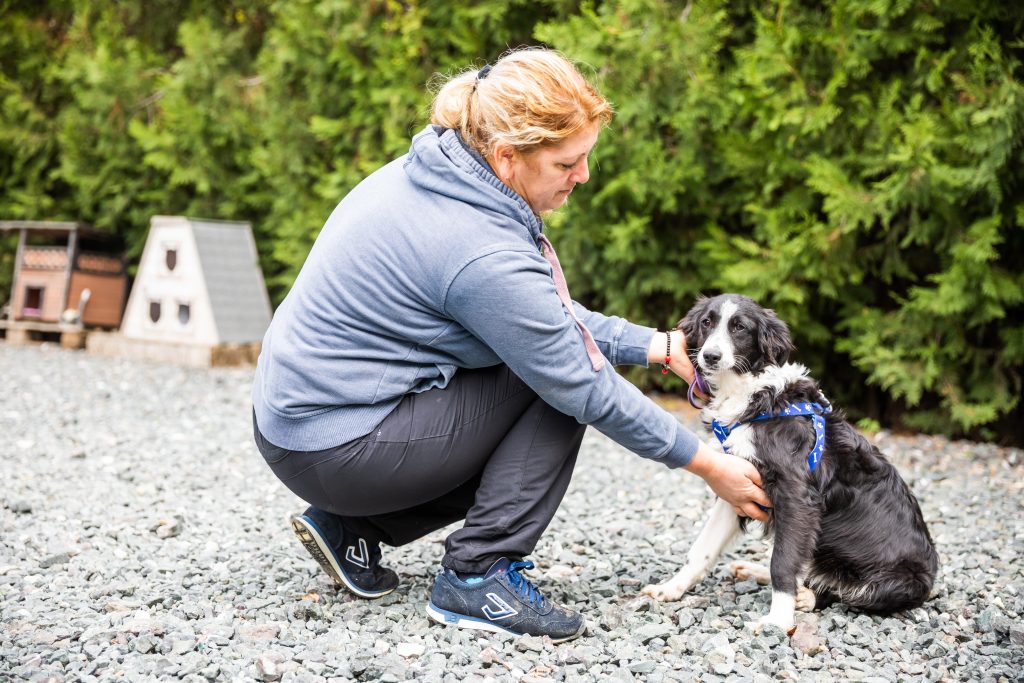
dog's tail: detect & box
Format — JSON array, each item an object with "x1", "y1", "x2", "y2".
[{"x1": 842, "y1": 559, "x2": 937, "y2": 613}]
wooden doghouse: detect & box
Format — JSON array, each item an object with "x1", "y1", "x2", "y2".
[
  {"x1": 0, "y1": 221, "x2": 127, "y2": 346},
  {"x1": 86, "y1": 216, "x2": 272, "y2": 366}
]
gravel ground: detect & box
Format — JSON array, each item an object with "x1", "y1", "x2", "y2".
[{"x1": 2, "y1": 343, "x2": 1022, "y2": 683}]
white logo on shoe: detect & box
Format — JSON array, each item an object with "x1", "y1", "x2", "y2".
[
  {"x1": 345, "y1": 538, "x2": 370, "y2": 569},
  {"x1": 482, "y1": 593, "x2": 518, "y2": 621}
]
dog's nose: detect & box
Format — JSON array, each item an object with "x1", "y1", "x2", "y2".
[{"x1": 702, "y1": 349, "x2": 721, "y2": 367}]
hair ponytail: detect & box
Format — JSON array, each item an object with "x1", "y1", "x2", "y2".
[
  {"x1": 430, "y1": 70, "x2": 479, "y2": 144},
  {"x1": 430, "y1": 48, "x2": 612, "y2": 158}
]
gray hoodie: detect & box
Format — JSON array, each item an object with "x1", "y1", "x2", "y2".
[{"x1": 251, "y1": 125, "x2": 699, "y2": 467}]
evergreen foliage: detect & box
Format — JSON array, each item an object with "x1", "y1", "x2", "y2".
[{"x1": 1, "y1": 1, "x2": 1021, "y2": 442}]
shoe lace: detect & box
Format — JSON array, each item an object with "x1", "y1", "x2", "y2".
[{"x1": 506, "y1": 561, "x2": 548, "y2": 610}]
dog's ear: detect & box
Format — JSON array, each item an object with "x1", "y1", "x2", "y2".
[
  {"x1": 755, "y1": 308, "x2": 793, "y2": 369},
  {"x1": 677, "y1": 296, "x2": 709, "y2": 350}
]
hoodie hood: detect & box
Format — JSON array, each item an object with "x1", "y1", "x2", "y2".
[{"x1": 404, "y1": 125, "x2": 543, "y2": 242}]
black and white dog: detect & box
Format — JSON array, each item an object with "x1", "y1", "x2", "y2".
[{"x1": 642, "y1": 294, "x2": 938, "y2": 632}]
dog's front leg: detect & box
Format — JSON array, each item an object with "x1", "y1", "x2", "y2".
[
  {"x1": 730, "y1": 558, "x2": 817, "y2": 612},
  {"x1": 748, "y1": 492, "x2": 820, "y2": 633},
  {"x1": 643, "y1": 497, "x2": 740, "y2": 601}
]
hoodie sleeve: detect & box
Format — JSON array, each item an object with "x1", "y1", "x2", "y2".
[
  {"x1": 569, "y1": 301, "x2": 656, "y2": 367},
  {"x1": 443, "y1": 247, "x2": 699, "y2": 468}
]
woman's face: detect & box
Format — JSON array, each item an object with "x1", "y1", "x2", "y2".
[{"x1": 493, "y1": 124, "x2": 600, "y2": 214}]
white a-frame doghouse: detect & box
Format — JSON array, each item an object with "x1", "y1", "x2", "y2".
[{"x1": 88, "y1": 216, "x2": 272, "y2": 366}]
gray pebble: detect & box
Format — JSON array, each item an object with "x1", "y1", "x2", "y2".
[
  {"x1": 256, "y1": 655, "x2": 283, "y2": 682},
  {"x1": 133, "y1": 634, "x2": 159, "y2": 654},
  {"x1": 636, "y1": 623, "x2": 673, "y2": 644},
  {"x1": 628, "y1": 660, "x2": 657, "y2": 674},
  {"x1": 6, "y1": 500, "x2": 32, "y2": 514},
  {"x1": 38, "y1": 552, "x2": 71, "y2": 569}
]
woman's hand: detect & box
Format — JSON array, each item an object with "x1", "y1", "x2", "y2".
[
  {"x1": 648, "y1": 329, "x2": 705, "y2": 397},
  {"x1": 684, "y1": 442, "x2": 772, "y2": 522}
]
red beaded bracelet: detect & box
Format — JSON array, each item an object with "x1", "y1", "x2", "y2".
[{"x1": 662, "y1": 331, "x2": 671, "y2": 374}]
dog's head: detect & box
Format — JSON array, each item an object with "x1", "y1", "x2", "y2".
[{"x1": 678, "y1": 294, "x2": 793, "y2": 379}]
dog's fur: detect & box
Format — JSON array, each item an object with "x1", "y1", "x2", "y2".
[{"x1": 642, "y1": 294, "x2": 938, "y2": 632}]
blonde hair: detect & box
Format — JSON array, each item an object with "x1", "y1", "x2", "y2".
[{"x1": 431, "y1": 47, "x2": 613, "y2": 158}]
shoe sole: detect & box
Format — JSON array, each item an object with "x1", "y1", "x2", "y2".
[
  {"x1": 425, "y1": 602, "x2": 584, "y2": 644},
  {"x1": 290, "y1": 516, "x2": 395, "y2": 599}
]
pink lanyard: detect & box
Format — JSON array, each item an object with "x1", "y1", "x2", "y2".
[{"x1": 536, "y1": 234, "x2": 605, "y2": 372}]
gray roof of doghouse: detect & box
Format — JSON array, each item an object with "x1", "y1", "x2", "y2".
[{"x1": 185, "y1": 218, "x2": 272, "y2": 344}]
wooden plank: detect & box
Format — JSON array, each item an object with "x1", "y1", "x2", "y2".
[
  {"x1": 60, "y1": 329, "x2": 87, "y2": 349},
  {"x1": 4, "y1": 327, "x2": 31, "y2": 345},
  {"x1": 86, "y1": 331, "x2": 261, "y2": 367},
  {"x1": 0, "y1": 220, "x2": 82, "y2": 231},
  {"x1": 11, "y1": 228, "x2": 25, "y2": 306},
  {"x1": 0, "y1": 319, "x2": 81, "y2": 333},
  {"x1": 61, "y1": 226, "x2": 77, "y2": 314}
]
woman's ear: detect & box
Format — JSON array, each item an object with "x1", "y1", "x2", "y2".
[{"x1": 488, "y1": 142, "x2": 518, "y2": 185}]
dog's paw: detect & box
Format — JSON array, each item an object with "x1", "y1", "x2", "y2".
[
  {"x1": 729, "y1": 560, "x2": 770, "y2": 585},
  {"x1": 642, "y1": 566, "x2": 705, "y2": 601},
  {"x1": 745, "y1": 614, "x2": 796, "y2": 636},
  {"x1": 641, "y1": 582, "x2": 686, "y2": 602},
  {"x1": 796, "y1": 586, "x2": 817, "y2": 612}
]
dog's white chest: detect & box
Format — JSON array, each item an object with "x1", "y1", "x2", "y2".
[{"x1": 722, "y1": 424, "x2": 758, "y2": 463}]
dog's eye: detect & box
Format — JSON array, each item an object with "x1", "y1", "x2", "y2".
[
  {"x1": 731, "y1": 321, "x2": 746, "y2": 332},
  {"x1": 700, "y1": 317, "x2": 712, "y2": 328}
]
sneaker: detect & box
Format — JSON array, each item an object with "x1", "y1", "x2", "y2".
[
  {"x1": 426, "y1": 558, "x2": 584, "y2": 642},
  {"x1": 290, "y1": 507, "x2": 399, "y2": 598}
]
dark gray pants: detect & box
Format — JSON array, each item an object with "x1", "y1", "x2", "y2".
[{"x1": 253, "y1": 364, "x2": 586, "y2": 574}]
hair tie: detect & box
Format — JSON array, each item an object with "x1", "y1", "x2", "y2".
[{"x1": 473, "y1": 63, "x2": 493, "y2": 93}]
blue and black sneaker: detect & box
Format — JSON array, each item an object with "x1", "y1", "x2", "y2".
[
  {"x1": 426, "y1": 558, "x2": 584, "y2": 642},
  {"x1": 290, "y1": 507, "x2": 399, "y2": 599}
]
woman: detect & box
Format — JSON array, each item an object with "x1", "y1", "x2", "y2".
[{"x1": 252, "y1": 48, "x2": 770, "y2": 642}]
